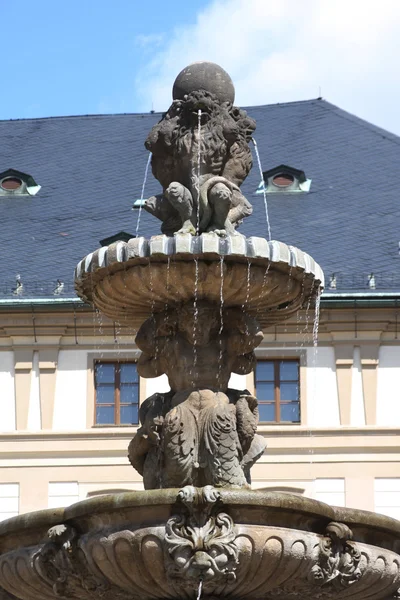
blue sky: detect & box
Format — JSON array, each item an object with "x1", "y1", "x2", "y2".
[
  {"x1": 2, "y1": 0, "x2": 400, "y2": 135},
  {"x1": 1, "y1": 0, "x2": 205, "y2": 118}
]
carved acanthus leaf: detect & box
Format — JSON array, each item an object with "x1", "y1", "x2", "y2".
[{"x1": 309, "y1": 521, "x2": 362, "y2": 588}]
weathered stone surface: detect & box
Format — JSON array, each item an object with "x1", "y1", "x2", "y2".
[
  {"x1": 74, "y1": 234, "x2": 324, "y2": 330},
  {"x1": 126, "y1": 300, "x2": 266, "y2": 489},
  {"x1": 172, "y1": 62, "x2": 235, "y2": 104},
  {"x1": 128, "y1": 389, "x2": 266, "y2": 489},
  {"x1": 135, "y1": 300, "x2": 263, "y2": 389},
  {"x1": 0, "y1": 489, "x2": 399, "y2": 600},
  {"x1": 144, "y1": 68, "x2": 256, "y2": 236}
]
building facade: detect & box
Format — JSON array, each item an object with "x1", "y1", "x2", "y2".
[
  {"x1": 0, "y1": 298, "x2": 399, "y2": 519},
  {"x1": 0, "y1": 98, "x2": 399, "y2": 521}
]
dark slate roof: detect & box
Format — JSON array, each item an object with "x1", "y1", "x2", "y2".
[{"x1": 0, "y1": 99, "x2": 399, "y2": 299}]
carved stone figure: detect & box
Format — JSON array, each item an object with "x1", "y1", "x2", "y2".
[
  {"x1": 128, "y1": 300, "x2": 266, "y2": 489},
  {"x1": 165, "y1": 486, "x2": 239, "y2": 587},
  {"x1": 135, "y1": 301, "x2": 263, "y2": 389},
  {"x1": 144, "y1": 83, "x2": 256, "y2": 235},
  {"x1": 37, "y1": 524, "x2": 110, "y2": 599}
]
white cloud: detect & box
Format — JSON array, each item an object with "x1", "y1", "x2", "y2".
[
  {"x1": 135, "y1": 0, "x2": 400, "y2": 135},
  {"x1": 135, "y1": 33, "x2": 165, "y2": 49}
]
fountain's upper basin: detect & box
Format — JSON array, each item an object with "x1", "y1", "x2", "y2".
[
  {"x1": 74, "y1": 233, "x2": 324, "y2": 329},
  {"x1": 0, "y1": 489, "x2": 399, "y2": 600}
]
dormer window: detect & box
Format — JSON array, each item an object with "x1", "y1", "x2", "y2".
[
  {"x1": 0, "y1": 169, "x2": 41, "y2": 196},
  {"x1": 100, "y1": 231, "x2": 135, "y2": 247},
  {"x1": 272, "y1": 173, "x2": 295, "y2": 188},
  {"x1": 256, "y1": 164, "x2": 311, "y2": 194},
  {"x1": 1, "y1": 176, "x2": 23, "y2": 191}
]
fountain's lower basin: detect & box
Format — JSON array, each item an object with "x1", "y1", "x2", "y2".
[
  {"x1": 74, "y1": 234, "x2": 324, "y2": 329},
  {"x1": 0, "y1": 489, "x2": 399, "y2": 600}
]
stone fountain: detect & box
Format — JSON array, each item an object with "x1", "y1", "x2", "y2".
[{"x1": 1, "y1": 62, "x2": 399, "y2": 600}]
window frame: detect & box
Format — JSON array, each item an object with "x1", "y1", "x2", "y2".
[
  {"x1": 94, "y1": 360, "x2": 140, "y2": 426},
  {"x1": 255, "y1": 358, "x2": 300, "y2": 424}
]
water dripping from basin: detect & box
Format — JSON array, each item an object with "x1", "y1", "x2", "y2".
[
  {"x1": 193, "y1": 257, "x2": 200, "y2": 380},
  {"x1": 196, "y1": 109, "x2": 202, "y2": 235},
  {"x1": 252, "y1": 137, "x2": 271, "y2": 241},
  {"x1": 217, "y1": 256, "x2": 224, "y2": 387},
  {"x1": 135, "y1": 152, "x2": 152, "y2": 237},
  {"x1": 196, "y1": 578, "x2": 203, "y2": 600}
]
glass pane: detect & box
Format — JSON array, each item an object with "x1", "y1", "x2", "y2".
[
  {"x1": 96, "y1": 405, "x2": 115, "y2": 425},
  {"x1": 280, "y1": 382, "x2": 299, "y2": 401},
  {"x1": 257, "y1": 382, "x2": 275, "y2": 401},
  {"x1": 280, "y1": 402, "x2": 300, "y2": 422},
  {"x1": 120, "y1": 363, "x2": 138, "y2": 383},
  {"x1": 258, "y1": 403, "x2": 276, "y2": 422},
  {"x1": 256, "y1": 361, "x2": 274, "y2": 381},
  {"x1": 120, "y1": 404, "x2": 139, "y2": 424},
  {"x1": 280, "y1": 361, "x2": 298, "y2": 381},
  {"x1": 95, "y1": 363, "x2": 115, "y2": 384},
  {"x1": 96, "y1": 385, "x2": 115, "y2": 404},
  {"x1": 120, "y1": 384, "x2": 139, "y2": 403}
]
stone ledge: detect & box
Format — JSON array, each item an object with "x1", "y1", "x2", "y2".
[{"x1": 74, "y1": 235, "x2": 324, "y2": 330}]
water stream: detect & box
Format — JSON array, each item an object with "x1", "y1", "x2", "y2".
[
  {"x1": 196, "y1": 579, "x2": 203, "y2": 600},
  {"x1": 148, "y1": 260, "x2": 159, "y2": 361},
  {"x1": 242, "y1": 260, "x2": 251, "y2": 309},
  {"x1": 252, "y1": 138, "x2": 272, "y2": 241},
  {"x1": 193, "y1": 257, "x2": 200, "y2": 375},
  {"x1": 312, "y1": 286, "x2": 321, "y2": 348},
  {"x1": 135, "y1": 152, "x2": 152, "y2": 237},
  {"x1": 309, "y1": 285, "x2": 322, "y2": 471},
  {"x1": 241, "y1": 260, "x2": 252, "y2": 338},
  {"x1": 217, "y1": 256, "x2": 225, "y2": 387},
  {"x1": 164, "y1": 256, "x2": 171, "y2": 314},
  {"x1": 196, "y1": 109, "x2": 202, "y2": 234}
]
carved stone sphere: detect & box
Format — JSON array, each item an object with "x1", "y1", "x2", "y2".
[{"x1": 173, "y1": 61, "x2": 235, "y2": 104}]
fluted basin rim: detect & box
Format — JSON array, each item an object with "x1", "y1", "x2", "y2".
[
  {"x1": 75, "y1": 234, "x2": 325, "y2": 297},
  {"x1": 74, "y1": 234, "x2": 325, "y2": 328}
]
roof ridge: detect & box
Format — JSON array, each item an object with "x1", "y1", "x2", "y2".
[
  {"x1": 317, "y1": 100, "x2": 400, "y2": 146},
  {"x1": 0, "y1": 112, "x2": 163, "y2": 123},
  {"x1": 0, "y1": 98, "x2": 323, "y2": 123},
  {"x1": 243, "y1": 98, "x2": 322, "y2": 110}
]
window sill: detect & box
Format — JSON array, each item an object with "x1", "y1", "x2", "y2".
[
  {"x1": 259, "y1": 422, "x2": 301, "y2": 426},
  {"x1": 92, "y1": 424, "x2": 138, "y2": 428}
]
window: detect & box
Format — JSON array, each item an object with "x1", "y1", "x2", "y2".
[
  {"x1": 375, "y1": 479, "x2": 400, "y2": 520},
  {"x1": 255, "y1": 164, "x2": 311, "y2": 194},
  {"x1": 99, "y1": 231, "x2": 134, "y2": 246},
  {"x1": 1, "y1": 176, "x2": 23, "y2": 191},
  {"x1": 255, "y1": 359, "x2": 300, "y2": 423},
  {"x1": 48, "y1": 482, "x2": 79, "y2": 508},
  {"x1": 315, "y1": 478, "x2": 345, "y2": 507},
  {"x1": 94, "y1": 362, "x2": 139, "y2": 425},
  {"x1": 0, "y1": 483, "x2": 19, "y2": 521},
  {"x1": 0, "y1": 168, "x2": 41, "y2": 196}
]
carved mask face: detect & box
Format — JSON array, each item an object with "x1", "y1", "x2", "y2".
[
  {"x1": 182, "y1": 91, "x2": 218, "y2": 124},
  {"x1": 166, "y1": 510, "x2": 239, "y2": 587},
  {"x1": 176, "y1": 547, "x2": 234, "y2": 582},
  {"x1": 178, "y1": 308, "x2": 219, "y2": 346}
]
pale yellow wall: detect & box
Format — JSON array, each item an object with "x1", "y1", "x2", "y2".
[{"x1": 0, "y1": 304, "x2": 399, "y2": 517}]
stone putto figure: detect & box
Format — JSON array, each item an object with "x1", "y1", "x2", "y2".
[{"x1": 128, "y1": 301, "x2": 267, "y2": 489}]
